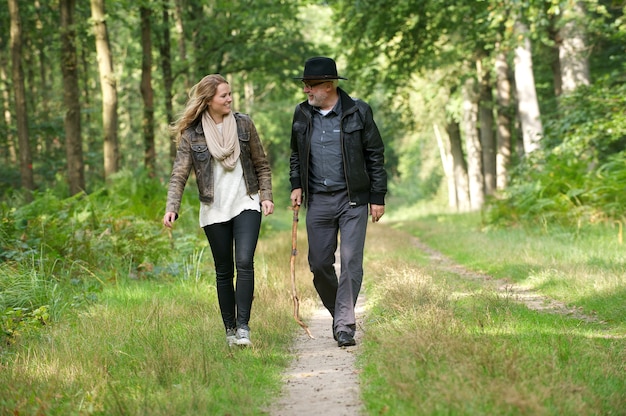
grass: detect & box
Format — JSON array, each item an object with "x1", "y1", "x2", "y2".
[
  {"x1": 0, "y1": 204, "x2": 315, "y2": 415},
  {"x1": 358, "y1": 215, "x2": 626, "y2": 415},
  {"x1": 2, "y1": 185, "x2": 626, "y2": 414},
  {"x1": 394, "y1": 213, "x2": 626, "y2": 330}
]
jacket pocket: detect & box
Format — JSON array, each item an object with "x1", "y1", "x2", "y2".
[
  {"x1": 191, "y1": 144, "x2": 209, "y2": 162},
  {"x1": 293, "y1": 120, "x2": 307, "y2": 135},
  {"x1": 343, "y1": 118, "x2": 364, "y2": 134}
]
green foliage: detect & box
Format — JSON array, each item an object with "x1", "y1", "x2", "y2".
[
  {"x1": 0, "y1": 169, "x2": 190, "y2": 345},
  {"x1": 1, "y1": 305, "x2": 50, "y2": 346},
  {"x1": 488, "y1": 81, "x2": 626, "y2": 226},
  {"x1": 0, "y1": 191, "x2": 300, "y2": 414},
  {"x1": 0, "y1": 171, "x2": 172, "y2": 278}
]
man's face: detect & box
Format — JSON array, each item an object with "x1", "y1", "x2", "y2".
[{"x1": 302, "y1": 80, "x2": 331, "y2": 108}]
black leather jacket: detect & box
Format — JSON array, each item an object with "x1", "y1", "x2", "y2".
[
  {"x1": 166, "y1": 112, "x2": 272, "y2": 216},
  {"x1": 289, "y1": 88, "x2": 387, "y2": 207}
]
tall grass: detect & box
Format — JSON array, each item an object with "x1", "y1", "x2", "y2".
[
  {"x1": 2, "y1": 279, "x2": 294, "y2": 415},
  {"x1": 359, "y1": 218, "x2": 626, "y2": 415},
  {"x1": 0, "y1": 170, "x2": 314, "y2": 414},
  {"x1": 3, "y1": 170, "x2": 626, "y2": 415},
  {"x1": 395, "y1": 213, "x2": 626, "y2": 330},
  {"x1": 0, "y1": 220, "x2": 311, "y2": 415}
]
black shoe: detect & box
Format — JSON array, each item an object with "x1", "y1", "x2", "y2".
[
  {"x1": 332, "y1": 319, "x2": 338, "y2": 341},
  {"x1": 337, "y1": 331, "x2": 356, "y2": 347}
]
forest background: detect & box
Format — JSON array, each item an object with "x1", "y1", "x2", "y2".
[
  {"x1": 1, "y1": 0, "x2": 626, "y2": 403},
  {"x1": 1, "y1": 0, "x2": 626, "y2": 414},
  {"x1": 1, "y1": 0, "x2": 625, "y2": 222}
]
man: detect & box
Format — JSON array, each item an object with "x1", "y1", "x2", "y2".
[{"x1": 289, "y1": 56, "x2": 387, "y2": 347}]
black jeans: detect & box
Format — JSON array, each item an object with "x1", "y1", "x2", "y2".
[{"x1": 203, "y1": 209, "x2": 261, "y2": 330}]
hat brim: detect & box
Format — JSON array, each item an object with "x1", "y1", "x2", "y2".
[{"x1": 293, "y1": 75, "x2": 348, "y2": 80}]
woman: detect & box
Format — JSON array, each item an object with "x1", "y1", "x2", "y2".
[{"x1": 163, "y1": 74, "x2": 274, "y2": 347}]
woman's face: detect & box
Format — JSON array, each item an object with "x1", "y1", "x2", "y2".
[{"x1": 208, "y1": 82, "x2": 232, "y2": 120}]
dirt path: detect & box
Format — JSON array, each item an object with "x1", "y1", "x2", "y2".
[
  {"x1": 409, "y1": 236, "x2": 604, "y2": 324},
  {"x1": 267, "y1": 228, "x2": 605, "y2": 416},
  {"x1": 268, "y1": 295, "x2": 366, "y2": 416}
]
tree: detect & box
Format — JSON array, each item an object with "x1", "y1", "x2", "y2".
[
  {"x1": 140, "y1": 5, "x2": 155, "y2": 175},
  {"x1": 494, "y1": 46, "x2": 513, "y2": 190},
  {"x1": 0, "y1": 50, "x2": 17, "y2": 166},
  {"x1": 60, "y1": 0, "x2": 85, "y2": 195},
  {"x1": 513, "y1": 20, "x2": 543, "y2": 154},
  {"x1": 477, "y1": 57, "x2": 497, "y2": 196},
  {"x1": 8, "y1": 0, "x2": 35, "y2": 198},
  {"x1": 446, "y1": 120, "x2": 471, "y2": 212},
  {"x1": 156, "y1": 0, "x2": 175, "y2": 162},
  {"x1": 91, "y1": 0, "x2": 119, "y2": 180},
  {"x1": 462, "y1": 77, "x2": 484, "y2": 210},
  {"x1": 558, "y1": 0, "x2": 590, "y2": 94},
  {"x1": 331, "y1": 0, "x2": 502, "y2": 210}
]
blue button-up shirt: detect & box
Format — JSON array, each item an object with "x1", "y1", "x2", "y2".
[{"x1": 309, "y1": 98, "x2": 346, "y2": 193}]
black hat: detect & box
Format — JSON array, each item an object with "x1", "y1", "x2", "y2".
[{"x1": 293, "y1": 57, "x2": 348, "y2": 80}]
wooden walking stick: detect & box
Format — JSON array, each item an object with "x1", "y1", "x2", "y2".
[{"x1": 291, "y1": 205, "x2": 314, "y2": 338}]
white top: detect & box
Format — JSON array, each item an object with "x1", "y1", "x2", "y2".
[{"x1": 199, "y1": 123, "x2": 260, "y2": 227}]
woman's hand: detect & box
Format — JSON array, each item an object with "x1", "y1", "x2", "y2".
[
  {"x1": 261, "y1": 200, "x2": 274, "y2": 216},
  {"x1": 163, "y1": 212, "x2": 177, "y2": 228}
]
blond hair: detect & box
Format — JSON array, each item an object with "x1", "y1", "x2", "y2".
[{"x1": 171, "y1": 74, "x2": 228, "y2": 143}]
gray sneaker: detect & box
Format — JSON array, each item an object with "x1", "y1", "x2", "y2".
[
  {"x1": 226, "y1": 328, "x2": 237, "y2": 347},
  {"x1": 235, "y1": 327, "x2": 252, "y2": 346}
]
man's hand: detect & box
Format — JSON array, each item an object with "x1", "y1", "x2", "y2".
[
  {"x1": 291, "y1": 188, "x2": 303, "y2": 208},
  {"x1": 370, "y1": 204, "x2": 385, "y2": 223}
]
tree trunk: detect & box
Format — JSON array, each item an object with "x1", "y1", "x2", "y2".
[
  {"x1": 60, "y1": 0, "x2": 85, "y2": 195},
  {"x1": 34, "y1": 1, "x2": 51, "y2": 132},
  {"x1": 494, "y1": 47, "x2": 512, "y2": 190},
  {"x1": 558, "y1": 1, "x2": 590, "y2": 94},
  {"x1": 434, "y1": 123, "x2": 457, "y2": 209},
  {"x1": 513, "y1": 21, "x2": 543, "y2": 154},
  {"x1": 173, "y1": 0, "x2": 190, "y2": 91},
  {"x1": 8, "y1": 0, "x2": 35, "y2": 198},
  {"x1": 157, "y1": 0, "x2": 176, "y2": 162},
  {"x1": 91, "y1": 0, "x2": 119, "y2": 180},
  {"x1": 140, "y1": 6, "x2": 156, "y2": 175},
  {"x1": 549, "y1": 24, "x2": 563, "y2": 97},
  {"x1": 462, "y1": 77, "x2": 484, "y2": 211},
  {"x1": 477, "y1": 57, "x2": 496, "y2": 196},
  {"x1": 446, "y1": 121, "x2": 471, "y2": 212},
  {"x1": 0, "y1": 38, "x2": 17, "y2": 165}
]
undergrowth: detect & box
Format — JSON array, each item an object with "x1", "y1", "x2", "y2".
[{"x1": 0, "y1": 168, "x2": 205, "y2": 347}]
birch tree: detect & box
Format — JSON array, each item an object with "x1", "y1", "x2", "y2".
[
  {"x1": 462, "y1": 77, "x2": 485, "y2": 210},
  {"x1": 446, "y1": 121, "x2": 471, "y2": 212},
  {"x1": 514, "y1": 20, "x2": 543, "y2": 154},
  {"x1": 91, "y1": 0, "x2": 119, "y2": 180},
  {"x1": 558, "y1": 0, "x2": 590, "y2": 94},
  {"x1": 494, "y1": 46, "x2": 513, "y2": 190}
]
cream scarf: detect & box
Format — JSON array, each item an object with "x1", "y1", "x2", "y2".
[{"x1": 201, "y1": 111, "x2": 240, "y2": 170}]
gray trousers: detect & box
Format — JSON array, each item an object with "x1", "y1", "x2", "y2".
[{"x1": 306, "y1": 191, "x2": 368, "y2": 336}]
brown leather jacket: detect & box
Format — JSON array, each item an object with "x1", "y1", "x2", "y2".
[{"x1": 165, "y1": 112, "x2": 273, "y2": 216}]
